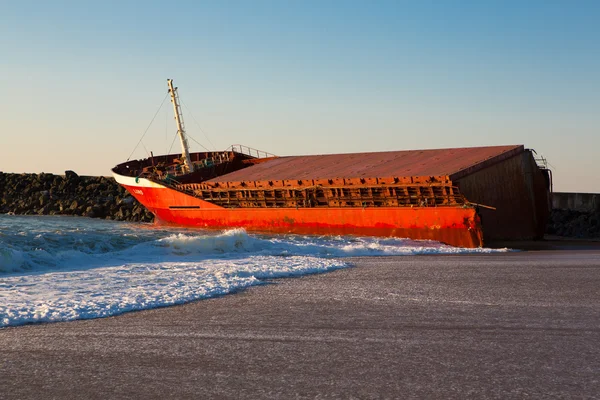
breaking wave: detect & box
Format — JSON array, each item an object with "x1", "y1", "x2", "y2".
[{"x1": 0, "y1": 215, "x2": 507, "y2": 327}]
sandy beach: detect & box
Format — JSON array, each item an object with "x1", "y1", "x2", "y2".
[{"x1": 2, "y1": 249, "x2": 600, "y2": 399}]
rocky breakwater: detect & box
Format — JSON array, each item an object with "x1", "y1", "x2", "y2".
[
  {"x1": 0, "y1": 171, "x2": 154, "y2": 222},
  {"x1": 546, "y1": 208, "x2": 600, "y2": 239}
]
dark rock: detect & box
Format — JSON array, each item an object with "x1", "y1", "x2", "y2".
[
  {"x1": 37, "y1": 205, "x2": 51, "y2": 215},
  {"x1": 546, "y1": 209, "x2": 600, "y2": 239},
  {"x1": 0, "y1": 172, "x2": 154, "y2": 224},
  {"x1": 120, "y1": 196, "x2": 135, "y2": 206},
  {"x1": 65, "y1": 170, "x2": 79, "y2": 181}
]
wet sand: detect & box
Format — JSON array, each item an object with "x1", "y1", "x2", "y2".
[{"x1": 1, "y1": 249, "x2": 600, "y2": 399}]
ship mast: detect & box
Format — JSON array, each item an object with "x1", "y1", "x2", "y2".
[{"x1": 167, "y1": 79, "x2": 194, "y2": 174}]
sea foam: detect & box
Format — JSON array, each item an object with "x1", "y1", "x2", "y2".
[{"x1": 0, "y1": 215, "x2": 507, "y2": 327}]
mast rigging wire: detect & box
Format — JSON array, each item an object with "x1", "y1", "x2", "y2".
[
  {"x1": 167, "y1": 131, "x2": 179, "y2": 155},
  {"x1": 188, "y1": 135, "x2": 211, "y2": 151},
  {"x1": 126, "y1": 92, "x2": 169, "y2": 161},
  {"x1": 182, "y1": 100, "x2": 216, "y2": 150},
  {"x1": 127, "y1": 90, "x2": 218, "y2": 160}
]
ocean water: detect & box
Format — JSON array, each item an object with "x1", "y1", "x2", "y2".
[{"x1": 0, "y1": 215, "x2": 507, "y2": 328}]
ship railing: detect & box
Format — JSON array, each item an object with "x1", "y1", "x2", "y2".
[
  {"x1": 134, "y1": 169, "x2": 470, "y2": 209},
  {"x1": 137, "y1": 175, "x2": 473, "y2": 210},
  {"x1": 165, "y1": 177, "x2": 200, "y2": 197},
  {"x1": 136, "y1": 151, "x2": 234, "y2": 181},
  {"x1": 134, "y1": 170, "x2": 198, "y2": 197},
  {"x1": 182, "y1": 184, "x2": 469, "y2": 209},
  {"x1": 191, "y1": 151, "x2": 232, "y2": 170},
  {"x1": 534, "y1": 155, "x2": 549, "y2": 169},
  {"x1": 226, "y1": 144, "x2": 276, "y2": 159}
]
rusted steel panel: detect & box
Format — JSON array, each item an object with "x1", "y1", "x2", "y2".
[
  {"x1": 207, "y1": 145, "x2": 523, "y2": 183},
  {"x1": 455, "y1": 149, "x2": 550, "y2": 240},
  {"x1": 202, "y1": 175, "x2": 452, "y2": 191},
  {"x1": 175, "y1": 182, "x2": 467, "y2": 209},
  {"x1": 448, "y1": 145, "x2": 524, "y2": 181}
]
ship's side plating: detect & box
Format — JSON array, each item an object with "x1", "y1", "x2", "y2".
[{"x1": 113, "y1": 172, "x2": 483, "y2": 248}]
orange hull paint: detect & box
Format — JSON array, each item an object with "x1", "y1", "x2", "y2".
[{"x1": 121, "y1": 183, "x2": 483, "y2": 248}]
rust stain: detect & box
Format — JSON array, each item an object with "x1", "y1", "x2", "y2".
[{"x1": 207, "y1": 145, "x2": 523, "y2": 183}]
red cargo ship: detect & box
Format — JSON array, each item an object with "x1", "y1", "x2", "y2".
[{"x1": 113, "y1": 80, "x2": 490, "y2": 247}]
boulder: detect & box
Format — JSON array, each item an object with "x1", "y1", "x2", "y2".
[{"x1": 65, "y1": 170, "x2": 79, "y2": 180}]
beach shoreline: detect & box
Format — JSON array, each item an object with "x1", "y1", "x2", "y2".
[{"x1": 2, "y1": 250, "x2": 600, "y2": 399}]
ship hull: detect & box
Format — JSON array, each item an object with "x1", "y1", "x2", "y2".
[{"x1": 114, "y1": 173, "x2": 483, "y2": 248}]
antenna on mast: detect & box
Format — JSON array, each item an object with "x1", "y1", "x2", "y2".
[{"x1": 167, "y1": 79, "x2": 194, "y2": 174}]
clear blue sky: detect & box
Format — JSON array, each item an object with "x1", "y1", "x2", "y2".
[{"x1": 1, "y1": 1, "x2": 598, "y2": 192}]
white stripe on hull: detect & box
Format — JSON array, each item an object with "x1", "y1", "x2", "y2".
[{"x1": 112, "y1": 172, "x2": 167, "y2": 189}]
